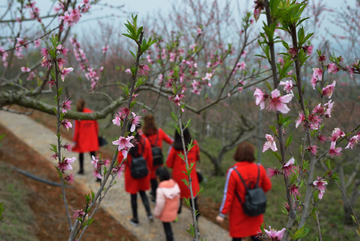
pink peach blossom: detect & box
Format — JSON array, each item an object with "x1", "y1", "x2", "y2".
[
  {"x1": 61, "y1": 120, "x2": 72, "y2": 130},
  {"x1": 254, "y1": 88, "x2": 267, "y2": 110},
  {"x1": 345, "y1": 135, "x2": 360, "y2": 149},
  {"x1": 321, "y1": 80, "x2": 336, "y2": 98},
  {"x1": 279, "y1": 80, "x2": 294, "y2": 94},
  {"x1": 327, "y1": 63, "x2": 339, "y2": 74},
  {"x1": 264, "y1": 227, "x2": 286, "y2": 241},
  {"x1": 267, "y1": 167, "x2": 281, "y2": 178},
  {"x1": 282, "y1": 157, "x2": 296, "y2": 178},
  {"x1": 267, "y1": 89, "x2": 293, "y2": 114},
  {"x1": 263, "y1": 134, "x2": 277, "y2": 152},
  {"x1": 295, "y1": 112, "x2": 305, "y2": 128},
  {"x1": 112, "y1": 136, "x2": 134, "y2": 151},
  {"x1": 313, "y1": 177, "x2": 327, "y2": 199},
  {"x1": 328, "y1": 141, "x2": 342, "y2": 157}
]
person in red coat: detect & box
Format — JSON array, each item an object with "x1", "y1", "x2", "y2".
[
  {"x1": 72, "y1": 99, "x2": 99, "y2": 174},
  {"x1": 142, "y1": 114, "x2": 173, "y2": 203},
  {"x1": 166, "y1": 127, "x2": 201, "y2": 221},
  {"x1": 216, "y1": 142, "x2": 272, "y2": 241},
  {"x1": 117, "y1": 124, "x2": 154, "y2": 226}
]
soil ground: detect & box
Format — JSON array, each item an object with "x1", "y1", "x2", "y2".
[{"x1": 0, "y1": 123, "x2": 138, "y2": 241}]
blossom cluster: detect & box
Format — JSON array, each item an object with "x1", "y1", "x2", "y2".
[
  {"x1": 124, "y1": 31, "x2": 240, "y2": 106},
  {"x1": 254, "y1": 88, "x2": 293, "y2": 114},
  {"x1": 69, "y1": 37, "x2": 104, "y2": 90},
  {"x1": 112, "y1": 108, "x2": 141, "y2": 158},
  {"x1": 25, "y1": 1, "x2": 41, "y2": 23}
]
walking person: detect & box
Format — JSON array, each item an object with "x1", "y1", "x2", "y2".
[
  {"x1": 166, "y1": 127, "x2": 201, "y2": 223},
  {"x1": 72, "y1": 99, "x2": 99, "y2": 175},
  {"x1": 216, "y1": 142, "x2": 272, "y2": 241},
  {"x1": 117, "y1": 124, "x2": 154, "y2": 226},
  {"x1": 154, "y1": 166, "x2": 180, "y2": 241},
  {"x1": 142, "y1": 114, "x2": 173, "y2": 203}
]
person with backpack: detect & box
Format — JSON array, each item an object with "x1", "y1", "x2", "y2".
[
  {"x1": 166, "y1": 127, "x2": 201, "y2": 222},
  {"x1": 142, "y1": 114, "x2": 173, "y2": 203},
  {"x1": 72, "y1": 99, "x2": 99, "y2": 175},
  {"x1": 117, "y1": 124, "x2": 154, "y2": 226},
  {"x1": 154, "y1": 166, "x2": 180, "y2": 241},
  {"x1": 216, "y1": 142, "x2": 272, "y2": 241}
]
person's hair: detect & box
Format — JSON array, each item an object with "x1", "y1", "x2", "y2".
[
  {"x1": 128, "y1": 122, "x2": 143, "y2": 157},
  {"x1": 233, "y1": 142, "x2": 255, "y2": 162},
  {"x1": 172, "y1": 126, "x2": 192, "y2": 151},
  {"x1": 156, "y1": 166, "x2": 171, "y2": 181},
  {"x1": 142, "y1": 114, "x2": 158, "y2": 136},
  {"x1": 76, "y1": 99, "x2": 86, "y2": 112}
]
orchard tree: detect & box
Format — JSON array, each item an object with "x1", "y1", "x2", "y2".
[{"x1": 250, "y1": 1, "x2": 360, "y2": 240}]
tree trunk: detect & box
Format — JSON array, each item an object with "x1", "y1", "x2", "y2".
[
  {"x1": 344, "y1": 205, "x2": 355, "y2": 225},
  {"x1": 213, "y1": 159, "x2": 224, "y2": 176}
]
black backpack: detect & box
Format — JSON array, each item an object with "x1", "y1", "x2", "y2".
[
  {"x1": 233, "y1": 165, "x2": 267, "y2": 217},
  {"x1": 151, "y1": 131, "x2": 164, "y2": 166},
  {"x1": 130, "y1": 138, "x2": 149, "y2": 179}
]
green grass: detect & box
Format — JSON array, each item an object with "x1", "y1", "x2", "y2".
[{"x1": 0, "y1": 162, "x2": 38, "y2": 241}]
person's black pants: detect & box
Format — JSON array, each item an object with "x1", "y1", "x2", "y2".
[
  {"x1": 162, "y1": 222, "x2": 174, "y2": 241},
  {"x1": 178, "y1": 197, "x2": 200, "y2": 220},
  {"x1": 79, "y1": 151, "x2": 96, "y2": 172},
  {"x1": 233, "y1": 236, "x2": 262, "y2": 241},
  {"x1": 150, "y1": 178, "x2": 158, "y2": 198},
  {"x1": 130, "y1": 191, "x2": 151, "y2": 220}
]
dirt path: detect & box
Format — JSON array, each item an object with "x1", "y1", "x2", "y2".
[{"x1": 0, "y1": 111, "x2": 230, "y2": 241}]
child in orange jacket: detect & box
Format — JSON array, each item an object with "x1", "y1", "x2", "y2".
[{"x1": 154, "y1": 167, "x2": 180, "y2": 241}]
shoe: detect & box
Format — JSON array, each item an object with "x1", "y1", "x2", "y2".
[
  {"x1": 148, "y1": 214, "x2": 154, "y2": 222},
  {"x1": 150, "y1": 197, "x2": 156, "y2": 204},
  {"x1": 77, "y1": 170, "x2": 84, "y2": 175},
  {"x1": 129, "y1": 218, "x2": 139, "y2": 226}
]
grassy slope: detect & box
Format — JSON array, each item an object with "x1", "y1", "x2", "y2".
[{"x1": 0, "y1": 162, "x2": 38, "y2": 241}]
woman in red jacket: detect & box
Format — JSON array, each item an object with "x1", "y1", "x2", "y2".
[
  {"x1": 117, "y1": 125, "x2": 154, "y2": 226},
  {"x1": 142, "y1": 114, "x2": 173, "y2": 203},
  {"x1": 72, "y1": 99, "x2": 99, "y2": 174},
  {"x1": 166, "y1": 127, "x2": 200, "y2": 220},
  {"x1": 216, "y1": 142, "x2": 272, "y2": 241}
]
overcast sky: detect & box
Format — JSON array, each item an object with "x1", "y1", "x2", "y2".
[{"x1": 2, "y1": 0, "x2": 356, "y2": 50}]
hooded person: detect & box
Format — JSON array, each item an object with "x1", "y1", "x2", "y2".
[{"x1": 154, "y1": 166, "x2": 180, "y2": 241}]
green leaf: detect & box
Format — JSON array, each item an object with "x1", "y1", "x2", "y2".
[
  {"x1": 181, "y1": 178, "x2": 189, "y2": 187},
  {"x1": 271, "y1": 151, "x2": 282, "y2": 161},
  {"x1": 185, "y1": 119, "x2": 191, "y2": 129},
  {"x1": 171, "y1": 112, "x2": 178, "y2": 122},
  {"x1": 175, "y1": 125, "x2": 181, "y2": 135},
  {"x1": 130, "y1": 100, "x2": 137, "y2": 109},
  {"x1": 286, "y1": 135, "x2": 293, "y2": 148},
  {"x1": 265, "y1": 81, "x2": 272, "y2": 92},
  {"x1": 0, "y1": 202, "x2": 5, "y2": 221},
  {"x1": 186, "y1": 223, "x2": 196, "y2": 237},
  {"x1": 183, "y1": 197, "x2": 190, "y2": 207},
  {"x1": 293, "y1": 226, "x2": 309, "y2": 239},
  {"x1": 85, "y1": 194, "x2": 91, "y2": 203},
  {"x1": 269, "y1": 125, "x2": 277, "y2": 136},
  {"x1": 351, "y1": 215, "x2": 357, "y2": 224},
  {"x1": 91, "y1": 190, "x2": 95, "y2": 201}
]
